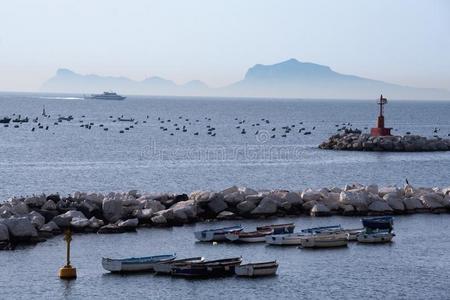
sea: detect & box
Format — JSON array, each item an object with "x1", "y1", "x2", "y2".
[{"x1": 0, "y1": 92, "x2": 449, "y2": 299}]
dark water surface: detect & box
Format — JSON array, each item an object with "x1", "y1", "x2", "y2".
[{"x1": 1, "y1": 93, "x2": 450, "y2": 299}]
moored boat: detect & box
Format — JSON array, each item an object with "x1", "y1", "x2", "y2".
[
  {"x1": 0, "y1": 117, "x2": 11, "y2": 124},
  {"x1": 357, "y1": 230, "x2": 395, "y2": 243},
  {"x1": 225, "y1": 228, "x2": 273, "y2": 243},
  {"x1": 171, "y1": 257, "x2": 242, "y2": 278},
  {"x1": 194, "y1": 225, "x2": 243, "y2": 242},
  {"x1": 58, "y1": 116, "x2": 73, "y2": 121},
  {"x1": 102, "y1": 253, "x2": 176, "y2": 272},
  {"x1": 235, "y1": 261, "x2": 278, "y2": 277},
  {"x1": 118, "y1": 117, "x2": 135, "y2": 122},
  {"x1": 12, "y1": 116, "x2": 29, "y2": 123},
  {"x1": 256, "y1": 223, "x2": 295, "y2": 234},
  {"x1": 265, "y1": 225, "x2": 343, "y2": 246},
  {"x1": 298, "y1": 233, "x2": 348, "y2": 248},
  {"x1": 361, "y1": 216, "x2": 393, "y2": 231},
  {"x1": 153, "y1": 257, "x2": 205, "y2": 274},
  {"x1": 344, "y1": 228, "x2": 365, "y2": 241}
]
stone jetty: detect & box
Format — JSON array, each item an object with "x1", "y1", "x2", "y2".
[
  {"x1": 319, "y1": 130, "x2": 450, "y2": 151},
  {"x1": 1, "y1": 184, "x2": 450, "y2": 249}
]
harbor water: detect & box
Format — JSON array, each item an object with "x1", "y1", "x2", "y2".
[{"x1": 0, "y1": 93, "x2": 450, "y2": 299}]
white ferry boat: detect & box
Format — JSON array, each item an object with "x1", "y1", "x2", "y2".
[{"x1": 84, "y1": 92, "x2": 126, "y2": 100}]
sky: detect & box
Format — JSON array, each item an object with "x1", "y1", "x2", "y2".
[{"x1": 0, "y1": 0, "x2": 449, "y2": 91}]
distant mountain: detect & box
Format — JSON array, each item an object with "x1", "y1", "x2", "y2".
[
  {"x1": 41, "y1": 60, "x2": 450, "y2": 99},
  {"x1": 223, "y1": 59, "x2": 450, "y2": 99},
  {"x1": 41, "y1": 69, "x2": 209, "y2": 96}
]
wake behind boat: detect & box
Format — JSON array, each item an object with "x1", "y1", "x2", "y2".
[
  {"x1": 84, "y1": 92, "x2": 126, "y2": 100},
  {"x1": 102, "y1": 253, "x2": 176, "y2": 272}
]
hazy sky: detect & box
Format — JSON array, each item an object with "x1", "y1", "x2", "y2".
[{"x1": 1, "y1": 0, "x2": 449, "y2": 91}]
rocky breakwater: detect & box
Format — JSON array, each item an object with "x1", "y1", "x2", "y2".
[
  {"x1": 1, "y1": 184, "x2": 450, "y2": 249},
  {"x1": 319, "y1": 131, "x2": 450, "y2": 151}
]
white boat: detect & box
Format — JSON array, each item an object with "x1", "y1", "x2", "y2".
[
  {"x1": 153, "y1": 257, "x2": 205, "y2": 274},
  {"x1": 194, "y1": 225, "x2": 243, "y2": 242},
  {"x1": 102, "y1": 254, "x2": 176, "y2": 272},
  {"x1": 235, "y1": 261, "x2": 278, "y2": 277},
  {"x1": 225, "y1": 228, "x2": 273, "y2": 243},
  {"x1": 357, "y1": 230, "x2": 395, "y2": 243},
  {"x1": 84, "y1": 92, "x2": 126, "y2": 100},
  {"x1": 265, "y1": 232, "x2": 305, "y2": 245},
  {"x1": 344, "y1": 228, "x2": 365, "y2": 241},
  {"x1": 299, "y1": 233, "x2": 348, "y2": 248},
  {"x1": 265, "y1": 225, "x2": 344, "y2": 246}
]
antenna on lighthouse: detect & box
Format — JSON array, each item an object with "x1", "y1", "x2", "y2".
[{"x1": 370, "y1": 94, "x2": 392, "y2": 137}]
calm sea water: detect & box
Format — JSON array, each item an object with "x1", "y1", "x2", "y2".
[
  {"x1": 1, "y1": 215, "x2": 450, "y2": 299},
  {"x1": 0, "y1": 93, "x2": 450, "y2": 299},
  {"x1": 0, "y1": 93, "x2": 449, "y2": 199}
]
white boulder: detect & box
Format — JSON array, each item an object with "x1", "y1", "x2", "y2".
[
  {"x1": 301, "y1": 190, "x2": 322, "y2": 202},
  {"x1": 70, "y1": 217, "x2": 90, "y2": 229},
  {"x1": 207, "y1": 197, "x2": 228, "y2": 214},
  {"x1": 102, "y1": 198, "x2": 123, "y2": 223},
  {"x1": 236, "y1": 201, "x2": 257, "y2": 214},
  {"x1": 403, "y1": 197, "x2": 425, "y2": 211},
  {"x1": 368, "y1": 200, "x2": 393, "y2": 213},
  {"x1": 2, "y1": 217, "x2": 38, "y2": 238},
  {"x1": 250, "y1": 197, "x2": 278, "y2": 215},
  {"x1": 88, "y1": 217, "x2": 104, "y2": 229},
  {"x1": 310, "y1": 203, "x2": 331, "y2": 216},
  {"x1": 40, "y1": 221, "x2": 60, "y2": 232},
  {"x1": 28, "y1": 211, "x2": 45, "y2": 229}
]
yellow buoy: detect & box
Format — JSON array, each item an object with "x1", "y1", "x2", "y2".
[{"x1": 59, "y1": 228, "x2": 77, "y2": 279}]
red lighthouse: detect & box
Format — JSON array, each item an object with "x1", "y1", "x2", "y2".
[{"x1": 370, "y1": 94, "x2": 392, "y2": 137}]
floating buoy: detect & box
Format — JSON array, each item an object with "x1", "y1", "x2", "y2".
[{"x1": 59, "y1": 228, "x2": 77, "y2": 280}]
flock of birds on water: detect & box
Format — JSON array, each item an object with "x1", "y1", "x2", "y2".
[{"x1": 1, "y1": 109, "x2": 449, "y2": 139}]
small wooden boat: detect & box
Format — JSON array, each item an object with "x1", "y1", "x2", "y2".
[
  {"x1": 171, "y1": 257, "x2": 242, "y2": 277},
  {"x1": 299, "y1": 233, "x2": 348, "y2": 248},
  {"x1": 57, "y1": 116, "x2": 73, "y2": 121},
  {"x1": 118, "y1": 117, "x2": 135, "y2": 122},
  {"x1": 153, "y1": 257, "x2": 205, "y2": 274},
  {"x1": 361, "y1": 216, "x2": 393, "y2": 230},
  {"x1": 344, "y1": 228, "x2": 365, "y2": 241},
  {"x1": 357, "y1": 230, "x2": 395, "y2": 243},
  {"x1": 265, "y1": 225, "x2": 343, "y2": 246},
  {"x1": 102, "y1": 254, "x2": 176, "y2": 272},
  {"x1": 194, "y1": 225, "x2": 243, "y2": 242},
  {"x1": 225, "y1": 228, "x2": 273, "y2": 243},
  {"x1": 256, "y1": 223, "x2": 295, "y2": 235},
  {"x1": 235, "y1": 261, "x2": 278, "y2": 277},
  {"x1": 0, "y1": 117, "x2": 11, "y2": 124},
  {"x1": 12, "y1": 116, "x2": 29, "y2": 123}
]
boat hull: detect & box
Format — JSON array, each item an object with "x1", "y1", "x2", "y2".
[
  {"x1": 102, "y1": 254, "x2": 176, "y2": 272},
  {"x1": 171, "y1": 258, "x2": 242, "y2": 278},
  {"x1": 194, "y1": 226, "x2": 243, "y2": 242},
  {"x1": 357, "y1": 232, "x2": 395, "y2": 243},
  {"x1": 299, "y1": 236, "x2": 348, "y2": 248},
  {"x1": 235, "y1": 261, "x2": 278, "y2": 277}
]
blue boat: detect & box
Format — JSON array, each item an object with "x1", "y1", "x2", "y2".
[
  {"x1": 102, "y1": 253, "x2": 176, "y2": 272},
  {"x1": 361, "y1": 216, "x2": 393, "y2": 231},
  {"x1": 194, "y1": 225, "x2": 243, "y2": 242}
]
